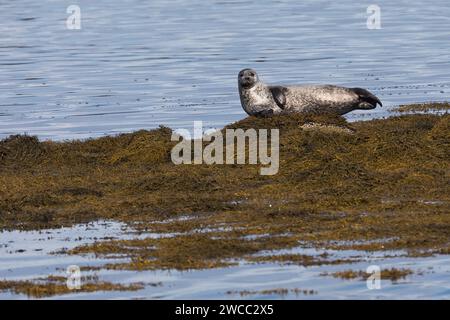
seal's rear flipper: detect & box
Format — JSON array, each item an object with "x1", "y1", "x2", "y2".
[
  {"x1": 351, "y1": 88, "x2": 382, "y2": 108},
  {"x1": 269, "y1": 86, "x2": 288, "y2": 109}
]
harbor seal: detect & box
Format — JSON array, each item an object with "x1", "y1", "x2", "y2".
[{"x1": 238, "y1": 68, "x2": 382, "y2": 117}]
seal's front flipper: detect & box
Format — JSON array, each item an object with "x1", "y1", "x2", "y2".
[
  {"x1": 254, "y1": 109, "x2": 274, "y2": 118},
  {"x1": 269, "y1": 86, "x2": 288, "y2": 109}
]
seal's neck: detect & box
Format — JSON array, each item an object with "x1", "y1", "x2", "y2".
[{"x1": 239, "y1": 82, "x2": 272, "y2": 115}]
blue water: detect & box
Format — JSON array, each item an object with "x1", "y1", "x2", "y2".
[
  {"x1": 0, "y1": 0, "x2": 449, "y2": 140},
  {"x1": 1, "y1": 221, "x2": 449, "y2": 300}
]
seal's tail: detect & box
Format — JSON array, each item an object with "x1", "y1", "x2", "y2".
[{"x1": 351, "y1": 88, "x2": 382, "y2": 109}]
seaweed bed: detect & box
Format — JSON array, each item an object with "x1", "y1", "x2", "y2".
[
  {"x1": 0, "y1": 276, "x2": 146, "y2": 298},
  {"x1": 0, "y1": 102, "x2": 449, "y2": 296},
  {"x1": 320, "y1": 268, "x2": 414, "y2": 282},
  {"x1": 393, "y1": 102, "x2": 450, "y2": 113}
]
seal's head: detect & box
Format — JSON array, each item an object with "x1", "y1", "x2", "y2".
[{"x1": 238, "y1": 68, "x2": 259, "y2": 89}]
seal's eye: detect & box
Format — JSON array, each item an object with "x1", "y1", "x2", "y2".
[{"x1": 249, "y1": 72, "x2": 255, "y2": 77}]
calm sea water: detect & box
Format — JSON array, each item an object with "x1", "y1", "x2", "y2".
[
  {"x1": 1, "y1": 221, "x2": 449, "y2": 299},
  {"x1": 0, "y1": 0, "x2": 449, "y2": 140}
]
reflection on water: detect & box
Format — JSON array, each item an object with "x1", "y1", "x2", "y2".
[
  {"x1": 0, "y1": 221, "x2": 449, "y2": 299},
  {"x1": 0, "y1": 0, "x2": 449, "y2": 140}
]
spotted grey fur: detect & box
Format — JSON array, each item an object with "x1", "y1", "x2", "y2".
[{"x1": 238, "y1": 68, "x2": 382, "y2": 117}]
